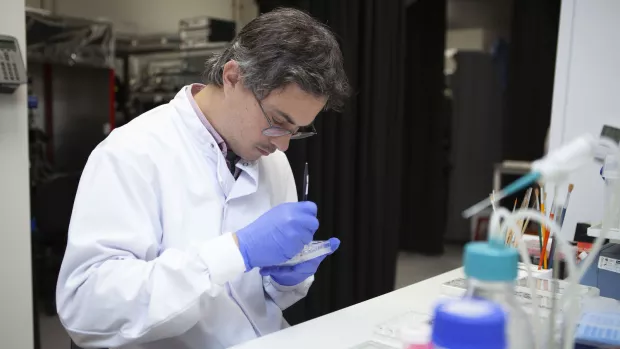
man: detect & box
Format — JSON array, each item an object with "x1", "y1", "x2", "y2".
[{"x1": 56, "y1": 8, "x2": 350, "y2": 349}]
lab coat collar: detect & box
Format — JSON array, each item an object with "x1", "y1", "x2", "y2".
[
  {"x1": 170, "y1": 87, "x2": 220, "y2": 161},
  {"x1": 236, "y1": 159, "x2": 259, "y2": 180},
  {"x1": 228, "y1": 160, "x2": 259, "y2": 200},
  {"x1": 170, "y1": 86, "x2": 260, "y2": 195}
]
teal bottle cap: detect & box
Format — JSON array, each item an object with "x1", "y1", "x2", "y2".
[{"x1": 464, "y1": 241, "x2": 519, "y2": 281}]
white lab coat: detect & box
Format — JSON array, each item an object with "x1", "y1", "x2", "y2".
[{"x1": 56, "y1": 87, "x2": 313, "y2": 349}]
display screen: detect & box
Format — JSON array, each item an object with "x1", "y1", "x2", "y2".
[{"x1": 0, "y1": 40, "x2": 16, "y2": 50}]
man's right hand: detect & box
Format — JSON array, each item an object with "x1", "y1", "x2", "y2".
[{"x1": 235, "y1": 202, "x2": 319, "y2": 270}]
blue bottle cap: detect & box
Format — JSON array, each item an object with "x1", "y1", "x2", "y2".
[
  {"x1": 464, "y1": 241, "x2": 518, "y2": 282},
  {"x1": 432, "y1": 298, "x2": 506, "y2": 349}
]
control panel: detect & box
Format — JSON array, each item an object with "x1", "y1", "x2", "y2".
[{"x1": 0, "y1": 35, "x2": 27, "y2": 94}]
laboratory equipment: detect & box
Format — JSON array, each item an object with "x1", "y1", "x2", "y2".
[
  {"x1": 0, "y1": 34, "x2": 27, "y2": 94},
  {"x1": 581, "y1": 243, "x2": 620, "y2": 300},
  {"x1": 581, "y1": 155, "x2": 620, "y2": 298},
  {"x1": 514, "y1": 277, "x2": 599, "y2": 308},
  {"x1": 302, "y1": 162, "x2": 309, "y2": 201},
  {"x1": 463, "y1": 172, "x2": 541, "y2": 218},
  {"x1": 374, "y1": 310, "x2": 432, "y2": 347},
  {"x1": 442, "y1": 275, "x2": 598, "y2": 316},
  {"x1": 573, "y1": 296, "x2": 620, "y2": 347},
  {"x1": 459, "y1": 134, "x2": 620, "y2": 349},
  {"x1": 431, "y1": 298, "x2": 506, "y2": 349},
  {"x1": 400, "y1": 326, "x2": 431, "y2": 349},
  {"x1": 462, "y1": 241, "x2": 534, "y2": 349},
  {"x1": 463, "y1": 135, "x2": 606, "y2": 218},
  {"x1": 575, "y1": 311, "x2": 620, "y2": 347},
  {"x1": 179, "y1": 16, "x2": 236, "y2": 49},
  {"x1": 278, "y1": 240, "x2": 334, "y2": 266}
]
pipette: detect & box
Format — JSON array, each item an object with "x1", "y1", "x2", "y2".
[
  {"x1": 464, "y1": 135, "x2": 601, "y2": 219},
  {"x1": 462, "y1": 172, "x2": 541, "y2": 218},
  {"x1": 302, "y1": 162, "x2": 309, "y2": 201}
]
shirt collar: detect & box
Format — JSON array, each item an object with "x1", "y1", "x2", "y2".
[
  {"x1": 171, "y1": 86, "x2": 259, "y2": 176},
  {"x1": 186, "y1": 84, "x2": 228, "y2": 155}
]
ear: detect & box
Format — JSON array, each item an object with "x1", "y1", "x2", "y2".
[{"x1": 222, "y1": 60, "x2": 241, "y2": 91}]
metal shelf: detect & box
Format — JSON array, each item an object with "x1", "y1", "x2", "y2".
[{"x1": 116, "y1": 33, "x2": 227, "y2": 56}]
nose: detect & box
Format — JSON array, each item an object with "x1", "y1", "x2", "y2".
[{"x1": 270, "y1": 134, "x2": 291, "y2": 152}]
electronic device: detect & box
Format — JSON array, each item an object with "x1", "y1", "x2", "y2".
[
  {"x1": 179, "y1": 17, "x2": 236, "y2": 49},
  {"x1": 0, "y1": 35, "x2": 27, "y2": 94}
]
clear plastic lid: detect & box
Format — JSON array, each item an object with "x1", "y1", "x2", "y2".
[{"x1": 278, "y1": 240, "x2": 333, "y2": 266}]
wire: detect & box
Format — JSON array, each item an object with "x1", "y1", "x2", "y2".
[
  {"x1": 494, "y1": 208, "x2": 587, "y2": 348},
  {"x1": 499, "y1": 206, "x2": 611, "y2": 349},
  {"x1": 490, "y1": 207, "x2": 543, "y2": 346}
]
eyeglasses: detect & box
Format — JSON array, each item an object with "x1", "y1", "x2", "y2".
[{"x1": 254, "y1": 94, "x2": 317, "y2": 140}]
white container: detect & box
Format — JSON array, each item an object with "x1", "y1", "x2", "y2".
[{"x1": 400, "y1": 325, "x2": 431, "y2": 349}]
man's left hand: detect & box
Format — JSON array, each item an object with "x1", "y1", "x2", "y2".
[{"x1": 260, "y1": 238, "x2": 340, "y2": 286}]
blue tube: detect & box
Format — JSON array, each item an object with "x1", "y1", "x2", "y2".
[
  {"x1": 503, "y1": 172, "x2": 542, "y2": 197},
  {"x1": 462, "y1": 172, "x2": 542, "y2": 218}
]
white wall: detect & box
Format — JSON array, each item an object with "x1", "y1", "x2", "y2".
[
  {"x1": 27, "y1": 0, "x2": 257, "y2": 35},
  {"x1": 0, "y1": 1, "x2": 34, "y2": 348},
  {"x1": 549, "y1": 0, "x2": 620, "y2": 239}
]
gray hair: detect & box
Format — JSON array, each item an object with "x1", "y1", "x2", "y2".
[{"x1": 204, "y1": 8, "x2": 350, "y2": 111}]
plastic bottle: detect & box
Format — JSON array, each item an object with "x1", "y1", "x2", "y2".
[
  {"x1": 463, "y1": 241, "x2": 534, "y2": 349},
  {"x1": 400, "y1": 325, "x2": 431, "y2": 349},
  {"x1": 431, "y1": 298, "x2": 506, "y2": 349}
]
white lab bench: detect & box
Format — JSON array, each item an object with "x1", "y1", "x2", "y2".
[{"x1": 232, "y1": 268, "x2": 464, "y2": 349}]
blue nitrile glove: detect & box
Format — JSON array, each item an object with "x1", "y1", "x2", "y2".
[
  {"x1": 259, "y1": 237, "x2": 340, "y2": 286},
  {"x1": 236, "y1": 202, "x2": 319, "y2": 271}
]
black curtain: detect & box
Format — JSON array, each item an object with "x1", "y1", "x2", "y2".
[
  {"x1": 503, "y1": 0, "x2": 562, "y2": 161},
  {"x1": 258, "y1": 0, "x2": 445, "y2": 324},
  {"x1": 399, "y1": 0, "x2": 448, "y2": 254},
  {"x1": 257, "y1": 0, "x2": 446, "y2": 324}
]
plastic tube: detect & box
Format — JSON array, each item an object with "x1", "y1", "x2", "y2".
[
  {"x1": 496, "y1": 207, "x2": 610, "y2": 349},
  {"x1": 488, "y1": 207, "x2": 544, "y2": 347},
  {"x1": 480, "y1": 137, "x2": 620, "y2": 348},
  {"x1": 492, "y1": 206, "x2": 606, "y2": 347},
  {"x1": 463, "y1": 172, "x2": 542, "y2": 219},
  {"x1": 500, "y1": 209, "x2": 582, "y2": 349}
]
